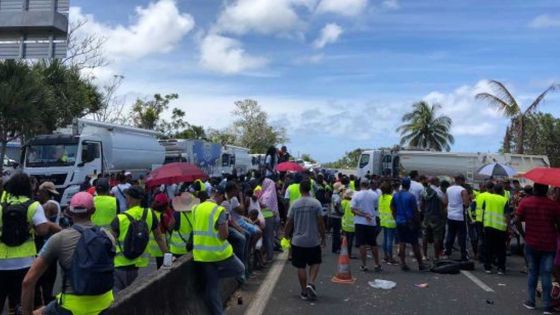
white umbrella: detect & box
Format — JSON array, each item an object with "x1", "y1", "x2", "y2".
[{"x1": 478, "y1": 163, "x2": 517, "y2": 177}]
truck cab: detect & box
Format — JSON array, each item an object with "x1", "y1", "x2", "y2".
[{"x1": 357, "y1": 149, "x2": 400, "y2": 179}]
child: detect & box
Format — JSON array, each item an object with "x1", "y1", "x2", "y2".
[
  {"x1": 249, "y1": 209, "x2": 265, "y2": 269},
  {"x1": 341, "y1": 189, "x2": 356, "y2": 259}
]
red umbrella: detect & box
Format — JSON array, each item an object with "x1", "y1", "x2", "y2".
[
  {"x1": 276, "y1": 161, "x2": 305, "y2": 173},
  {"x1": 145, "y1": 163, "x2": 208, "y2": 188},
  {"x1": 522, "y1": 167, "x2": 560, "y2": 187}
]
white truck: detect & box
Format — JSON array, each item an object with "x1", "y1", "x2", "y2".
[
  {"x1": 23, "y1": 119, "x2": 165, "y2": 206},
  {"x1": 357, "y1": 148, "x2": 550, "y2": 183}
]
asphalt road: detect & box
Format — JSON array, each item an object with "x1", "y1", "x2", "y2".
[{"x1": 229, "y1": 235, "x2": 537, "y2": 315}]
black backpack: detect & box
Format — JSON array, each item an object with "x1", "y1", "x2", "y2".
[
  {"x1": 1, "y1": 200, "x2": 34, "y2": 247},
  {"x1": 64, "y1": 226, "x2": 115, "y2": 295},
  {"x1": 119, "y1": 209, "x2": 150, "y2": 260}
]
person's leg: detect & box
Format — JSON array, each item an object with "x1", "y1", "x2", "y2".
[
  {"x1": 444, "y1": 220, "x2": 457, "y2": 256},
  {"x1": 483, "y1": 228, "x2": 495, "y2": 271},
  {"x1": 497, "y1": 230, "x2": 507, "y2": 271},
  {"x1": 228, "y1": 228, "x2": 246, "y2": 262},
  {"x1": 264, "y1": 217, "x2": 275, "y2": 261},
  {"x1": 476, "y1": 222, "x2": 484, "y2": 261},
  {"x1": 468, "y1": 223, "x2": 478, "y2": 257},
  {"x1": 383, "y1": 228, "x2": 389, "y2": 260},
  {"x1": 7, "y1": 268, "x2": 28, "y2": 312},
  {"x1": 331, "y1": 218, "x2": 342, "y2": 254},
  {"x1": 398, "y1": 243, "x2": 407, "y2": 266},
  {"x1": 156, "y1": 257, "x2": 164, "y2": 269},
  {"x1": 541, "y1": 251, "x2": 555, "y2": 309},
  {"x1": 457, "y1": 220, "x2": 468, "y2": 259},
  {"x1": 297, "y1": 268, "x2": 308, "y2": 292},
  {"x1": 525, "y1": 246, "x2": 540, "y2": 305},
  {"x1": 347, "y1": 232, "x2": 355, "y2": 257},
  {"x1": 371, "y1": 227, "x2": 381, "y2": 267},
  {"x1": 0, "y1": 270, "x2": 9, "y2": 313},
  {"x1": 216, "y1": 255, "x2": 246, "y2": 279},
  {"x1": 309, "y1": 264, "x2": 321, "y2": 285},
  {"x1": 203, "y1": 262, "x2": 224, "y2": 315},
  {"x1": 360, "y1": 245, "x2": 367, "y2": 267}
]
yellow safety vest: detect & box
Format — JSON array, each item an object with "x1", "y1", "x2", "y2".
[
  {"x1": 192, "y1": 201, "x2": 233, "y2": 263},
  {"x1": 261, "y1": 208, "x2": 274, "y2": 219},
  {"x1": 349, "y1": 181, "x2": 356, "y2": 191},
  {"x1": 341, "y1": 199, "x2": 355, "y2": 233},
  {"x1": 92, "y1": 195, "x2": 118, "y2": 229},
  {"x1": 287, "y1": 184, "x2": 301, "y2": 205},
  {"x1": 483, "y1": 194, "x2": 508, "y2": 232},
  {"x1": 475, "y1": 192, "x2": 491, "y2": 223},
  {"x1": 196, "y1": 179, "x2": 207, "y2": 192},
  {"x1": 57, "y1": 290, "x2": 113, "y2": 315},
  {"x1": 379, "y1": 194, "x2": 396, "y2": 228},
  {"x1": 148, "y1": 212, "x2": 164, "y2": 258},
  {"x1": 0, "y1": 196, "x2": 40, "y2": 259},
  {"x1": 169, "y1": 211, "x2": 193, "y2": 256},
  {"x1": 114, "y1": 206, "x2": 154, "y2": 268}
]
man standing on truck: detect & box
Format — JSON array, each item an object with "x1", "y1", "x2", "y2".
[{"x1": 444, "y1": 175, "x2": 470, "y2": 261}]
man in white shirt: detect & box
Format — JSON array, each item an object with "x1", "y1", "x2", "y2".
[
  {"x1": 110, "y1": 173, "x2": 131, "y2": 213},
  {"x1": 351, "y1": 181, "x2": 382, "y2": 272},
  {"x1": 409, "y1": 171, "x2": 425, "y2": 209},
  {"x1": 444, "y1": 175, "x2": 470, "y2": 260}
]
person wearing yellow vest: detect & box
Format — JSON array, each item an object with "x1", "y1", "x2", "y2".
[
  {"x1": 349, "y1": 175, "x2": 357, "y2": 191},
  {"x1": 329, "y1": 183, "x2": 345, "y2": 254},
  {"x1": 379, "y1": 181, "x2": 397, "y2": 264},
  {"x1": 341, "y1": 189, "x2": 355, "y2": 258},
  {"x1": 193, "y1": 197, "x2": 244, "y2": 315},
  {"x1": 169, "y1": 192, "x2": 199, "y2": 258},
  {"x1": 92, "y1": 179, "x2": 118, "y2": 230},
  {"x1": 482, "y1": 183, "x2": 510, "y2": 275},
  {"x1": 0, "y1": 173, "x2": 58, "y2": 314},
  {"x1": 284, "y1": 174, "x2": 302, "y2": 209},
  {"x1": 474, "y1": 182, "x2": 493, "y2": 261},
  {"x1": 149, "y1": 193, "x2": 174, "y2": 269},
  {"x1": 110, "y1": 186, "x2": 168, "y2": 293},
  {"x1": 22, "y1": 192, "x2": 115, "y2": 315}
]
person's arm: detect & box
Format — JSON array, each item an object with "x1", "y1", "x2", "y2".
[
  {"x1": 284, "y1": 217, "x2": 294, "y2": 238},
  {"x1": 317, "y1": 205, "x2": 326, "y2": 247},
  {"x1": 461, "y1": 189, "x2": 470, "y2": 207},
  {"x1": 21, "y1": 256, "x2": 50, "y2": 315}
]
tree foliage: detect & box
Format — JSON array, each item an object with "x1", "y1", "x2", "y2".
[
  {"x1": 323, "y1": 148, "x2": 364, "y2": 169},
  {"x1": 476, "y1": 80, "x2": 560, "y2": 154},
  {"x1": 130, "y1": 93, "x2": 179, "y2": 131},
  {"x1": 521, "y1": 112, "x2": 560, "y2": 167},
  {"x1": 301, "y1": 153, "x2": 316, "y2": 164},
  {"x1": 397, "y1": 101, "x2": 454, "y2": 151}
]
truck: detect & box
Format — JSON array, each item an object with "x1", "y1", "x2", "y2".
[
  {"x1": 356, "y1": 148, "x2": 550, "y2": 183},
  {"x1": 23, "y1": 119, "x2": 165, "y2": 206}
]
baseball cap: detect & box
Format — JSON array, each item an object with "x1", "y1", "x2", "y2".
[
  {"x1": 39, "y1": 181, "x2": 59, "y2": 195},
  {"x1": 124, "y1": 186, "x2": 145, "y2": 200},
  {"x1": 69, "y1": 192, "x2": 93, "y2": 213},
  {"x1": 153, "y1": 193, "x2": 169, "y2": 208}
]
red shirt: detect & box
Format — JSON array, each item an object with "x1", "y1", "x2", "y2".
[{"x1": 516, "y1": 196, "x2": 560, "y2": 252}]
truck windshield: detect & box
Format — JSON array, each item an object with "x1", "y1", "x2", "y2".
[
  {"x1": 25, "y1": 144, "x2": 78, "y2": 167},
  {"x1": 359, "y1": 154, "x2": 370, "y2": 169}
]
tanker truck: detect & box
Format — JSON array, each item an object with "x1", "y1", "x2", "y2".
[
  {"x1": 22, "y1": 119, "x2": 165, "y2": 206},
  {"x1": 357, "y1": 148, "x2": 550, "y2": 183}
]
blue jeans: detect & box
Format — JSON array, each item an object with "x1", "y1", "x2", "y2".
[
  {"x1": 263, "y1": 217, "x2": 275, "y2": 260},
  {"x1": 383, "y1": 227, "x2": 396, "y2": 257},
  {"x1": 202, "y1": 255, "x2": 245, "y2": 315},
  {"x1": 525, "y1": 245, "x2": 555, "y2": 308}
]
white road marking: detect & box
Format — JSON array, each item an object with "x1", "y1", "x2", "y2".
[
  {"x1": 461, "y1": 270, "x2": 495, "y2": 293},
  {"x1": 244, "y1": 251, "x2": 289, "y2": 315}
]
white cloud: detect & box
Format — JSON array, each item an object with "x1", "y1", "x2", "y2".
[
  {"x1": 316, "y1": 0, "x2": 368, "y2": 17},
  {"x1": 313, "y1": 23, "x2": 343, "y2": 48},
  {"x1": 423, "y1": 80, "x2": 505, "y2": 136},
  {"x1": 529, "y1": 14, "x2": 560, "y2": 29},
  {"x1": 70, "y1": 0, "x2": 194, "y2": 60},
  {"x1": 199, "y1": 34, "x2": 268, "y2": 74},
  {"x1": 382, "y1": 0, "x2": 400, "y2": 10},
  {"x1": 214, "y1": 0, "x2": 315, "y2": 35}
]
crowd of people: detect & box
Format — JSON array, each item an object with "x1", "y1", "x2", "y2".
[{"x1": 2, "y1": 144, "x2": 560, "y2": 315}]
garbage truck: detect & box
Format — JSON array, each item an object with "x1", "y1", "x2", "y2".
[
  {"x1": 23, "y1": 119, "x2": 165, "y2": 206},
  {"x1": 356, "y1": 147, "x2": 550, "y2": 183}
]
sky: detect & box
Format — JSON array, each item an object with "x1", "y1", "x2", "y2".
[{"x1": 70, "y1": 0, "x2": 560, "y2": 162}]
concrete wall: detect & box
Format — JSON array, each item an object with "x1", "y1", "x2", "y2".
[{"x1": 107, "y1": 254, "x2": 239, "y2": 315}]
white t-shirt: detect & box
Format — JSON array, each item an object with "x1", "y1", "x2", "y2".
[
  {"x1": 446, "y1": 185, "x2": 466, "y2": 221},
  {"x1": 410, "y1": 180, "x2": 425, "y2": 208},
  {"x1": 111, "y1": 183, "x2": 131, "y2": 213},
  {"x1": 351, "y1": 189, "x2": 379, "y2": 226},
  {"x1": 0, "y1": 203, "x2": 48, "y2": 270}
]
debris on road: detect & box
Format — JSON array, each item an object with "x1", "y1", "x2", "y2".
[
  {"x1": 415, "y1": 283, "x2": 429, "y2": 288},
  {"x1": 498, "y1": 283, "x2": 506, "y2": 287},
  {"x1": 368, "y1": 279, "x2": 397, "y2": 290}
]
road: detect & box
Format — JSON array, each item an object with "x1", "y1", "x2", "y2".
[{"x1": 228, "y1": 236, "x2": 535, "y2": 315}]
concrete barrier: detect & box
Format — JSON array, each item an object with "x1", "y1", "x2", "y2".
[{"x1": 106, "y1": 254, "x2": 239, "y2": 315}]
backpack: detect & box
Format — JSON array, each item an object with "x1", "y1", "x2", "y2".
[
  {"x1": 423, "y1": 187, "x2": 444, "y2": 221},
  {"x1": 119, "y1": 208, "x2": 150, "y2": 260},
  {"x1": 1, "y1": 200, "x2": 33, "y2": 247},
  {"x1": 64, "y1": 226, "x2": 115, "y2": 295}
]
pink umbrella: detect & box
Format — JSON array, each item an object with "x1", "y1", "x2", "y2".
[
  {"x1": 145, "y1": 163, "x2": 208, "y2": 188},
  {"x1": 276, "y1": 161, "x2": 305, "y2": 173}
]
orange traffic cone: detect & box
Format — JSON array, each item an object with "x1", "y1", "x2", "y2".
[{"x1": 331, "y1": 236, "x2": 356, "y2": 284}]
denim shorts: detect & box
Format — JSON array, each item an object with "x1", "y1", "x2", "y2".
[{"x1": 237, "y1": 219, "x2": 260, "y2": 235}]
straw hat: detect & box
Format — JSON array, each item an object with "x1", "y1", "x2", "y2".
[
  {"x1": 333, "y1": 182, "x2": 345, "y2": 194},
  {"x1": 172, "y1": 192, "x2": 200, "y2": 212},
  {"x1": 343, "y1": 189, "x2": 354, "y2": 199}
]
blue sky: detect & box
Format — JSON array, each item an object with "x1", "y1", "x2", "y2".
[{"x1": 72, "y1": 0, "x2": 560, "y2": 162}]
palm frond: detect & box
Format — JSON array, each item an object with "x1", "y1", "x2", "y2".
[
  {"x1": 486, "y1": 80, "x2": 518, "y2": 108},
  {"x1": 525, "y1": 84, "x2": 560, "y2": 114},
  {"x1": 475, "y1": 92, "x2": 518, "y2": 117}
]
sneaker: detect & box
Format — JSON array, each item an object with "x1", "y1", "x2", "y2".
[
  {"x1": 360, "y1": 265, "x2": 369, "y2": 272},
  {"x1": 401, "y1": 264, "x2": 410, "y2": 272},
  {"x1": 522, "y1": 301, "x2": 536, "y2": 310},
  {"x1": 544, "y1": 306, "x2": 553, "y2": 314},
  {"x1": 306, "y1": 284, "x2": 317, "y2": 301},
  {"x1": 300, "y1": 292, "x2": 309, "y2": 301},
  {"x1": 497, "y1": 269, "x2": 505, "y2": 275},
  {"x1": 374, "y1": 265, "x2": 383, "y2": 272}
]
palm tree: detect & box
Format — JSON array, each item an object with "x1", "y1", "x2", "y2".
[
  {"x1": 397, "y1": 101, "x2": 455, "y2": 151},
  {"x1": 475, "y1": 80, "x2": 559, "y2": 154}
]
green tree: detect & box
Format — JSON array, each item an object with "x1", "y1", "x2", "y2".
[
  {"x1": 0, "y1": 60, "x2": 50, "y2": 173},
  {"x1": 522, "y1": 112, "x2": 560, "y2": 166},
  {"x1": 175, "y1": 125, "x2": 207, "y2": 140},
  {"x1": 476, "y1": 80, "x2": 559, "y2": 154},
  {"x1": 301, "y1": 153, "x2": 316, "y2": 164},
  {"x1": 207, "y1": 128, "x2": 237, "y2": 145},
  {"x1": 397, "y1": 101, "x2": 454, "y2": 151},
  {"x1": 130, "y1": 93, "x2": 179, "y2": 131},
  {"x1": 231, "y1": 99, "x2": 288, "y2": 153},
  {"x1": 324, "y1": 148, "x2": 364, "y2": 169}
]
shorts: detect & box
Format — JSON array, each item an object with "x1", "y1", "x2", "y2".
[
  {"x1": 423, "y1": 218, "x2": 446, "y2": 243},
  {"x1": 291, "y1": 245, "x2": 322, "y2": 268},
  {"x1": 238, "y1": 219, "x2": 260, "y2": 236},
  {"x1": 397, "y1": 224, "x2": 419, "y2": 245},
  {"x1": 355, "y1": 224, "x2": 379, "y2": 247},
  {"x1": 44, "y1": 300, "x2": 110, "y2": 315}
]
